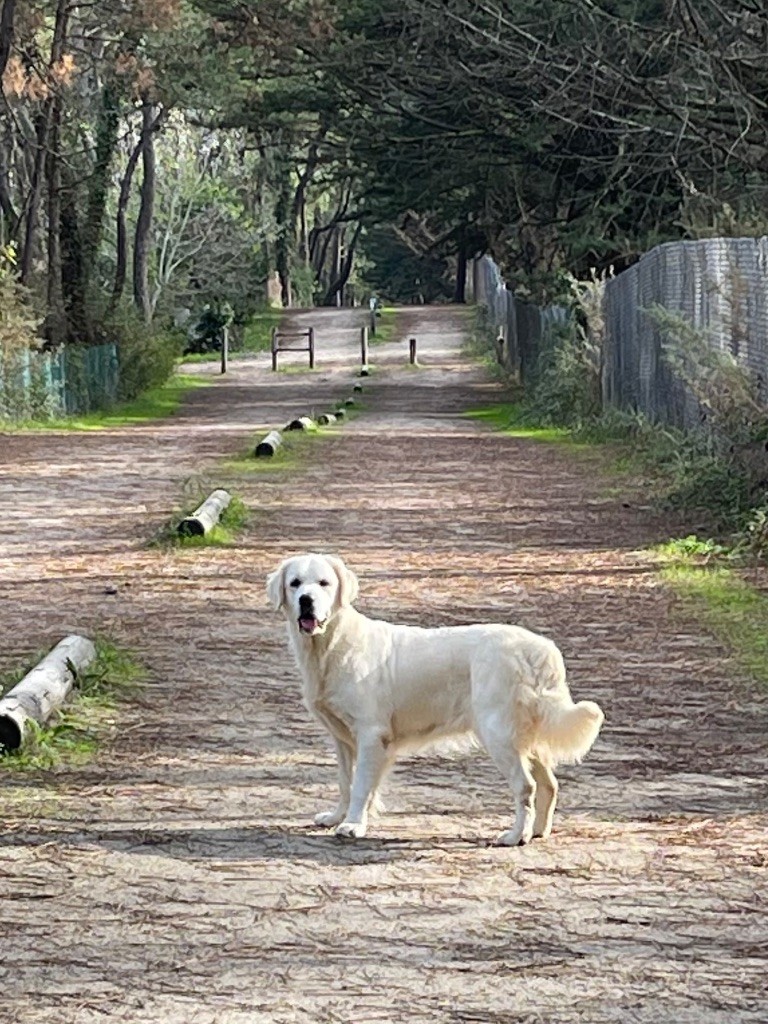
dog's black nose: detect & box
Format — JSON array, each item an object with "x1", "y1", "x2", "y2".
[{"x1": 299, "y1": 594, "x2": 314, "y2": 614}]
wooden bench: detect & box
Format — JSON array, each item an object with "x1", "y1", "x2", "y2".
[{"x1": 271, "y1": 326, "x2": 315, "y2": 371}]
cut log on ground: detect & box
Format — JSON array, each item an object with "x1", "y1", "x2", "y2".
[
  {"x1": 255, "y1": 430, "x2": 282, "y2": 458},
  {"x1": 317, "y1": 413, "x2": 337, "y2": 426},
  {"x1": 178, "y1": 489, "x2": 232, "y2": 537},
  {"x1": 343, "y1": 397, "x2": 356, "y2": 407},
  {"x1": 286, "y1": 416, "x2": 314, "y2": 431},
  {"x1": 334, "y1": 407, "x2": 346, "y2": 420},
  {"x1": 353, "y1": 382, "x2": 364, "y2": 392},
  {"x1": 0, "y1": 635, "x2": 97, "y2": 752},
  {"x1": 359, "y1": 365, "x2": 370, "y2": 377}
]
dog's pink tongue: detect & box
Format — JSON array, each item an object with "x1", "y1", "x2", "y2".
[{"x1": 300, "y1": 617, "x2": 317, "y2": 632}]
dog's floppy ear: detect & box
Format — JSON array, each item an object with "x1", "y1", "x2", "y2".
[
  {"x1": 266, "y1": 560, "x2": 288, "y2": 611},
  {"x1": 325, "y1": 554, "x2": 359, "y2": 607}
]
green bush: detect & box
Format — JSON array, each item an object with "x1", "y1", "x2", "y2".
[{"x1": 106, "y1": 306, "x2": 183, "y2": 402}]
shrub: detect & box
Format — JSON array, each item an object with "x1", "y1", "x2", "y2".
[{"x1": 105, "y1": 306, "x2": 183, "y2": 402}]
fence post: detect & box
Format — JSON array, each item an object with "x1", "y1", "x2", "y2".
[
  {"x1": 360, "y1": 326, "x2": 369, "y2": 367},
  {"x1": 220, "y1": 326, "x2": 229, "y2": 375},
  {"x1": 308, "y1": 326, "x2": 315, "y2": 369},
  {"x1": 271, "y1": 326, "x2": 279, "y2": 371},
  {"x1": 409, "y1": 337, "x2": 417, "y2": 365}
]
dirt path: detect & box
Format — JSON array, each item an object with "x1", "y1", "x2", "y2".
[{"x1": 1, "y1": 306, "x2": 766, "y2": 1024}]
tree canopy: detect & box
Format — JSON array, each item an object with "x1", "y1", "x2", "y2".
[{"x1": 0, "y1": 0, "x2": 766, "y2": 340}]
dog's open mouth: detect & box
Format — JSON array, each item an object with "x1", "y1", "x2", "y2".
[{"x1": 298, "y1": 616, "x2": 326, "y2": 635}]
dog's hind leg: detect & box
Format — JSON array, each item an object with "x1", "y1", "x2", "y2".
[
  {"x1": 530, "y1": 756, "x2": 558, "y2": 839},
  {"x1": 476, "y1": 721, "x2": 536, "y2": 846},
  {"x1": 315, "y1": 738, "x2": 353, "y2": 827},
  {"x1": 335, "y1": 733, "x2": 394, "y2": 840}
]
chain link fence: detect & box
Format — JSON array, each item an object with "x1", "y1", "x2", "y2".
[
  {"x1": 471, "y1": 237, "x2": 768, "y2": 429},
  {"x1": 602, "y1": 237, "x2": 768, "y2": 428},
  {"x1": 0, "y1": 343, "x2": 119, "y2": 421},
  {"x1": 469, "y1": 256, "x2": 569, "y2": 381}
]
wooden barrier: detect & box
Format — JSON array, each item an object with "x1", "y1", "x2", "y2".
[
  {"x1": 178, "y1": 489, "x2": 232, "y2": 537},
  {"x1": 220, "y1": 325, "x2": 229, "y2": 374},
  {"x1": 255, "y1": 430, "x2": 282, "y2": 457},
  {"x1": 0, "y1": 635, "x2": 97, "y2": 752},
  {"x1": 271, "y1": 326, "x2": 315, "y2": 371}
]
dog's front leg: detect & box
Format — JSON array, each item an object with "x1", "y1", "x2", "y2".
[
  {"x1": 335, "y1": 733, "x2": 392, "y2": 840},
  {"x1": 314, "y1": 738, "x2": 353, "y2": 827}
]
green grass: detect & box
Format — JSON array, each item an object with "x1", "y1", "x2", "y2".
[
  {"x1": 181, "y1": 307, "x2": 284, "y2": 363},
  {"x1": 655, "y1": 541, "x2": 768, "y2": 687},
  {"x1": 464, "y1": 402, "x2": 574, "y2": 443},
  {"x1": 9, "y1": 373, "x2": 210, "y2": 431},
  {"x1": 0, "y1": 637, "x2": 145, "y2": 770},
  {"x1": 369, "y1": 306, "x2": 399, "y2": 346}
]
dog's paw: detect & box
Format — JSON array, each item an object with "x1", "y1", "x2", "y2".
[
  {"x1": 314, "y1": 809, "x2": 345, "y2": 827},
  {"x1": 334, "y1": 821, "x2": 366, "y2": 840},
  {"x1": 496, "y1": 826, "x2": 533, "y2": 847}
]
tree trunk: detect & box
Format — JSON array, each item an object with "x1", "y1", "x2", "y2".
[
  {"x1": 45, "y1": 95, "x2": 65, "y2": 343},
  {"x1": 275, "y1": 173, "x2": 293, "y2": 307},
  {"x1": 323, "y1": 222, "x2": 362, "y2": 307},
  {"x1": 83, "y1": 83, "x2": 119, "y2": 289},
  {"x1": 0, "y1": 0, "x2": 17, "y2": 239},
  {"x1": 133, "y1": 97, "x2": 159, "y2": 322},
  {"x1": 112, "y1": 134, "x2": 143, "y2": 309},
  {"x1": 19, "y1": 0, "x2": 68, "y2": 289},
  {"x1": 454, "y1": 241, "x2": 468, "y2": 304},
  {"x1": 0, "y1": 0, "x2": 17, "y2": 81}
]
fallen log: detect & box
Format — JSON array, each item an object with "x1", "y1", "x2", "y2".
[
  {"x1": 178, "y1": 489, "x2": 232, "y2": 537},
  {"x1": 333, "y1": 407, "x2": 346, "y2": 420},
  {"x1": 317, "y1": 413, "x2": 337, "y2": 425},
  {"x1": 286, "y1": 416, "x2": 314, "y2": 431},
  {"x1": 353, "y1": 382, "x2": 364, "y2": 393},
  {"x1": 255, "y1": 430, "x2": 282, "y2": 458},
  {"x1": 0, "y1": 635, "x2": 97, "y2": 752}
]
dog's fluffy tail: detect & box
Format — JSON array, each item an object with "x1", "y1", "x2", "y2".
[{"x1": 537, "y1": 698, "x2": 604, "y2": 764}]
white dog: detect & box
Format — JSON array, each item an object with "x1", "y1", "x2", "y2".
[{"x1": 267, "y1": 553, "x2": 604, "y2": 845}]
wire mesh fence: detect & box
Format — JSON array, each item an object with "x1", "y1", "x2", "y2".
[
  {"x1": 0, "y1": 343, "x2": 119, "y2": 421},
  {"x1": 470, "y1": 256, "x2": 569, "y2": 382},
  {"x1": 471, "y1": 236, "x2": 768, "y2": 429}
]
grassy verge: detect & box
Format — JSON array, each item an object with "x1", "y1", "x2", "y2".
[
  {"x1": 466, "y1": 393, "x2": 768, "y2": 690},
  {"x1": 370, "y1": 306, "x2": 399, "y2": 347},
  {"x1": 0, "y1": 637, "x2": 145, "y2": 771},
  {"x1": 655, "y1": 539, "x2": 768, "y2": 687},
  {"x1": 464, "y1": 402, "x2": 573, "y2": 443},
  {"x1": 7, "y1": 373, "x2": 211, "y2": 431},
  {"x1": 182, "y1": 306, "x2": 284, "y2": 363}
]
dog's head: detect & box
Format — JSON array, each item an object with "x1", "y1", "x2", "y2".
[{"x1": 266, "y1": 553, "x2": 359, "y2": 637}]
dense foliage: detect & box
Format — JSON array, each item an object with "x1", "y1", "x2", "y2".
[{"x1": 1, "y1": 0, "x2": 767, "y2": 344}]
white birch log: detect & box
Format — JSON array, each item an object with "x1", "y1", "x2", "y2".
[
  {"x1": 333, "y1": 407, "x2": 346, "y2": 420},
  {"x1": 359, "y1": 364, "x2": 370, "y2": 377},
  {"x1": 317, "y1": 413, "x2": 337, "y2": 425},
  {"x1": 178, "y1": 488, "x2": 231, "y2": 537},
  {"x1": 0, "y1": 635, "x2": 97, "y2": 752},
  {"x1": 285, "y1": 416, "x2": 314, "y2": 431},
  {"x1": 255, "y1": 430, "x2": 283, "y2": 458}
]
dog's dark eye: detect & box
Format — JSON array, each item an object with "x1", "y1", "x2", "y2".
[
  {"x1": 289, "y1": 578, "x2": 301, "y2": 588},
  {"x1": 319, "y1": 579, "x2": 331, "y2": 588}
]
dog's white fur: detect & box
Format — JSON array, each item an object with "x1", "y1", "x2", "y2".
[{"x1": 267, "y1": 553, "x2": 604, "y2": 844}]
